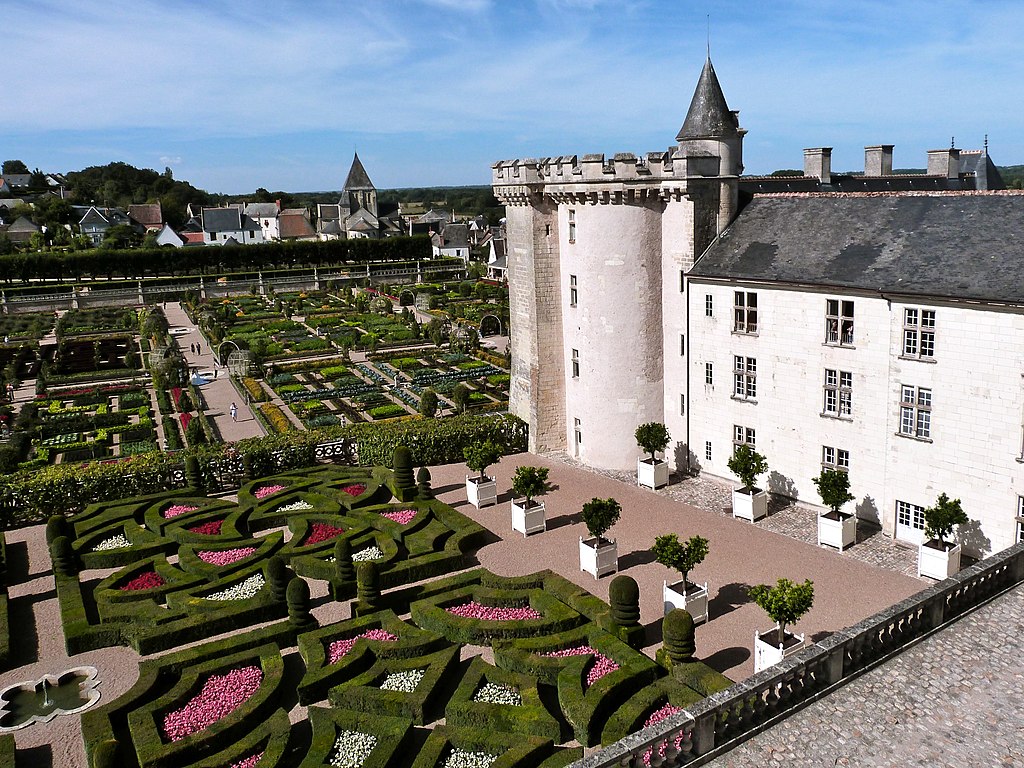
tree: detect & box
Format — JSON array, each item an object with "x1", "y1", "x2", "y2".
[
  {"x1": 1, "y1": 160, "x2": 28, "y2": 174},
  {"x1": 923, "y1": 493, "x2": 968, "y2": 546},
  {"x1": 510, "y1": 465, "x2": 552, "y2": 507},
  {"x1": 651, "y1": 533, "x2": 709, "y2": 587},
  {"x1": 580, "y1": 497, "x2": 621, "y2": 542},
  {"x1": 634, "y1": 422, "x2": 670, "y2": 463},
  {"x1": 419, "y1": 387, "x2": 439, "y2": 418},
  {"x1": 463, "y1": 439, "x2": 502, "y2": 480},
  {"x1": 451, "y1": 382, "x2": 471, "y2": 414},
  {"x1": 748, "y1": 578, "x2": 814, "y2": 639},
  {"x1": 727, "y1": 444, "x2": 768, "y2": 492},
  {"x1": 812, "y1": 469, "x2": 854, "y2": 515},
  {"x1": 101, "y1": 223, "x2": 140, "y2": 250}
]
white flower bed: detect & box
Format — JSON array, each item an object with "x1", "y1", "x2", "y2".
[
  {"x1": 443, "y1": 748, "x2": 497, "y2": 768},
  {"x1": 328, "y1": 729, "x2": 378, "y2": 767},
  {"x1": 352, "y1": 546, "x2": 384, "y2": 562},
  {"x1": 278, "y1": 500, "x2": 314, "y2": 513},
  {"x1": 93, "y1": 534, "x2": 131, "y2": 551},
  {"x1": 204, "y1": 573, "x2": 265, "y2": 601},
  {"x1": 379, "y1": 668, "x2": 425, "y2": 692},
  {"x1": 473, "y1": 682, "x2": 521, "y2": 706}
]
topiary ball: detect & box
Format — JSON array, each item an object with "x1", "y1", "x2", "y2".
[
  {"x1": 92, "y1": 738, "x2": 121, "y2": 768},
  {"x1": 46, "y1": 515, "x2": 70, "y2": 546},
  {"x1": 416, "y1": 466, "x2": 434, "y2": 500},
  {"x1": 663, "y1": 608, "x2": 696, "y2": 663},
  {"x1": 609, "y1": 574, "x2": 641, "y2": 627}
]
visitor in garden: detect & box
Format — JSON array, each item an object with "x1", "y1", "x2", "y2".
[{"x1": 230, "y1": 402, "x2": 238, "y2": 421}]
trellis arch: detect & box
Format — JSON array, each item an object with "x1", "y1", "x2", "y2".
[{"x1": 479, "y1": 314, "x2": 503, "y2": 337}]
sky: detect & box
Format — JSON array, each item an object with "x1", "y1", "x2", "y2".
[{"x1": 3, "y1": 0, "x2": 1023, "y2": 193}]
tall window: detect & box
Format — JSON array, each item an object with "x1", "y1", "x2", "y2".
[
  {"x1": 825, "y1": 299, "x2": 854, "y2": 345},
  {"x1": 569, "y1": 275, "x2": 578, "y2": 307},
  {"x1": 680, "y1": 393, "x2": 686, "y2": 415},
  {"x1": 903, "y1": 308, "x2": 936, "y2": 358},
  {"x1": 1017, "y1": 496, "x2": 1024, "y2": 544},
  {"x1": 680, "y1": 270, "x2": 686, "y2": 293},
  {"x1": 896, "y1": 500, "x2": 926, "y2": 533},
  {"x1": 571, "y1": 349, "x2": 580, "y2": 379},
  {"x1": 705, "y1": 362, "x2": 713, "y2": 386},
  {"x1": 574, "y1": 418, "x2": 582, "y2": 451},
  {"x1": 568, "y1": 210, "x2": 576, "y2": 243},
  {"x1": 733, "y1": 291, "x2": 758, "y2": 333},
  {"x1": 733, "y1": 356, "x2": 757, "y2": 400},
  {"x1": 705, "y1": 441, "x2": 712, "y2": 461},
  {"x1": 680, "y1": 334, "x2": 685, "y2": 356},
  {"x1": 822, "y1": 446, "x2": 850, "y2": 472},
  {"x1": 899, "y1": 385, "x2": 932, "y2": 439},
  {"x1": 733, "y1": 425, "x2": 756, "y2": 449},
  {"x1": 823, "y1": 369, "x2": 852, "y2": 417},
  {"x1": 705, "y1": 294, "x2": 713, "y2": 317}
]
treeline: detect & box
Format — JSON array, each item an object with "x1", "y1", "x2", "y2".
[{"x1": 0, "y1": 236, "x2": 431, "y2": 283}]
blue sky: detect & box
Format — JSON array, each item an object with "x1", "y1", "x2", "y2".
[{"x1": 4, "y1": 0, "x2": 1022, "y2": 193}]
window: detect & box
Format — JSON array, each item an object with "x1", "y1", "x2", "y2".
[
  {"x1": 705, "y1": 294, "x2": 713, "y2": 317},
  {"x1": 569, "y1": 275, "x2": 578, "y2": 307},
  {"x1": 896, "y1": 500, "x2": 925, "y2": 532},
  {"x1": 733, "y1": 291, "x2": 758, "y2": 333},
  {"x1": 1017, "y1": 496, "x2": 1024, "y2": 544},
  {"x1": 825, "y1": 299, "x2": 854, "y2": 345},
  {"x1": 568, "y1": 210, "x2": 576, "y2": 243},
  {"x1": 823, "y1": 369, "x2": 852, "y2": 417},
  {"x1": 903, "y1": 308, "x2": 936, "y2": 359},
  {"x1": 821, "y1": 446, "x2": 850, "y2": 472},
  {"x1": 705, "y1": 362, "x2": 713, "y2": 386},
  {"x1": 680, "y1": 393, "x2": 686, "y2": 415},
  {"x1": 733, "y1": 356, "x2": 757, "y2": 400},
  {"x1": 680, "y1": 334, "x2": 685, "y2": 356},
  {"x1": 733, "y1": 425, "x2": 756, "y2": 449},
  {"x1": 680, "y1": 270, "x2": 685, "y2": 293},
  {"x1": 705, "y1": 441, "x2": 712, "y2": 462},
  {"x1": 899, "y1": 385, "x2": 932, "y2": 439},
  {"x1": 574, "y1": 418, "x2": 582, "y2": 450},
  {"x1": 545, "y1": 223, "x2": 551, "y2": 237},
  {"x1": 571, "y1": 349, "x2": 580, "y2": 379}
]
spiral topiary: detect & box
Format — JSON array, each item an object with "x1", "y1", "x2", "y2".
[
  {"x1": 51, "y1": 535, "x2": 78, "y2": 577},
  {"x1": 287, "y1": 577, "x2": 317, "y2": 631},
  {"x1": 416, "y1": 466, "x2": 434, "y2": 500},
  {"x1": 609, "y1": 575, "x2": 641, "y2": 628},
  {"x1": 266, "y1": 556, "x2": 293, "y2": 603},
  {"x1": 663, "y1": 608, "x2": 696, "y2": 664},
  {"x1": 45, "y1": 515, "x2": 70, "y2": 546},
  {"x1": 356, "y1": 560, "x2": 381, "y2": 612},
  {"x1": 393, "y1": 445, "x2": 415, "y2": 500},
  {"x1": 91, "y1": 739, "x2": 120, "y2": 768},
  {"x1": 184, "y1": 454, "x2": 205, "y2": 492},
  {"x1": 334, "y1": 537, "x2": 355, "y2": 582}
]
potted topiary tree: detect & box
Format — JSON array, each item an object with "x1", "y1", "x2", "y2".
[
  {"x1": 918, "y1": 493, "x2": 969, "y2": 580},
  {"x1": 579, "y1": 497, "x2": 621, "y2": 578},
  {"x1": 510, "y1": 465, "x2": 551, "y2": 537},
  {"x1": 727, "y1": 444, "x2": 769, "y2": 521},
  {"x1": 635, "y1": 422, "x2": 671, "y2": 490},
  {"x1": 463, "y1": 440, "x2": 502, "y2": 508},
  {"x1": 813, "y1": 469, "x2": 857, "y2": 550},
  {"x1": 748, "y1": 577, "x2": 814, "y2": 672},
  {"x1": 652, "y1": 533, "x2": 710, "y2": 623}
]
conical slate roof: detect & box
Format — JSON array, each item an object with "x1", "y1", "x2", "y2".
[
  {"x1": 343, "y1": 152, "x2": 374, "y2": 191},
  {"x1": 676, "y1": 57, "x2": 738, "y2": 142}
]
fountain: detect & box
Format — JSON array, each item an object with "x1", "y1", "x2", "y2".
[{"x1": 0, "y1": 667, "x2": 101, "y2": 731}]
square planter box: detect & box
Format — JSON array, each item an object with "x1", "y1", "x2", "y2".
[
  {"x1": 732, "y1": 487, "x2": 768, "y2": 521},
  {"x1": 579, "y1": 536, "x2": 617, "y2": 579},
  {"x1": 753, "y1": 627, "x2": 806, "y2": 673},
  {"x1": 466, "y1": 475, "x2": 497, "y2": 509},
  {"x1": 817, "y1": 511, "x2": 857, "y2": 551},
  {"x1": 918, "y1": 540, "x2": 961, "y2": 580},
  {"x1": 637, "y1": 458, "x2": 669, "y2": 490},
  {"x1": 663, "y1": 579, "x2": 709, "y2": 624},
  {"x1": 511, "y1": 499, "x2": 546, "y2": 537}
]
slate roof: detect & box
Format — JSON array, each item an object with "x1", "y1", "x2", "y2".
[
  {"x1": 677, "y1": 57, "x2": 739, "y2": 142},
  {"x1": 202, "y1": 208, "x2": 258, "y2": 233},
  {"x1": 318, "y1": 204, "x2": 342, "y2": 222},
  {"x1": 441, "y1": 223, "x2": 469, "y2": 248},
  {"x1": 243, "y1": 202, "x2": 279, "y2": 219},
  {"x1": 689, "y1": 191, "x2": 1024, "y2": 304},
  {"x1": 343, "y1": 152, "x2": 374, "y2": 191}
]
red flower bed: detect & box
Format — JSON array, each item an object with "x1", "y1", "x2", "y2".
[
  {"x1": 543, "y1": 645, "x2": 620, "y2": 688},
  {"x1": 446, "y1": 601, "x2": 541, "y2": 621},
  {"x1": 179, "y1": 412, "x2": 193, "y2": 432},
  {"x1": 341, "y1": 484, "x2": 366, "y2": 497},
  {"x1": 328, "y1": 628, "x2": 398, "y2": 664},
  {"x1": 379, "y1": 509, "x2": 417, "y2": 525},
  {"x1": 171, "y1": 387, "x2": 182, "y2": 406},
  {"x1": 197, "y1": 547, "x2": 256, "y2": 566},
  {"x1": 161, "y1": 665, "x2": 263, "y2": 742},
  {"x1": 303, "y1": 523, "x2": 345, "y2": 546},
  {"x1": 120, "y1": 571, "x2": 165, "y2": 591},
  {"x1": 188, "y1": 520, "x2": 224, "y2": 535}
]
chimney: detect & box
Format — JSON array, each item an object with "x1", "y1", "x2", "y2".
[
  {"x1": 803, "y1": 147, "x2": 832, "y2": 184},
  {"x1": 864, "y1": 145, "x2": 894, "y2": 176},
  {"x1": 927, "y1": 148, "x2": 960, "y2": 179}
]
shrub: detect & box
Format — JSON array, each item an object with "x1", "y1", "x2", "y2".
[
  {"x1": 392, "y1": 445, "x2": 415, "y2": 500},
  {"x1": 287, "y1": 578, "x2": 316, "y2": 631},
  {"x1": 463, "y1": 440, "x2": 502, "y2": 480},
  {"x1": 727, "y1": 443, "x2": 768, "y2": 492},
  {"x1": 416, "y1": 466, "x2": 433, "y2": 500},
  {"x1": 51, "y1": 535, "x2": 78, "y2": 576},
  {"x1": 580, "y1": 498, "x2": 620, "y2": 542},
  {"x1": 634, "y1": 422, "x2": 670, "y2": 462},
  {"x1": 510, "y1": 466, "x2": 551, "y2": 506},
  {"x1": 651, "y1": 534, "x2": 709, "y2": 586},
  {"x1": 266, "y1": 556, "x2": 292, "y2": 604},
  {"x1": 242, "y1": 377, "x2": 268, "y2": 403},
  {"x1": 663, "y1": 608, "x2": 695, "y2": 664},
  {"x1": 608, "y1": 575, "x2": 640, "y2": 629},
  {"x1": 333, "y1": 538, "x2": 355, "y2": 583},
  {"x1": 813, "y1": 469, "x2": 854, "y2": 515},
  {"x1": 419, "y1": 387, "x2": 439, "y2": 418},
  {"x1": 923, "y1": 493, "x2": 968, "y2": 545},
  {"x1": 748, "y1": 578, "x2": 814, "y2": 638},
  {"x1": 258, "y1": 403, "x2": 294, "y2": 433},
  {"x1": 356, "y1": 561, "x2": 381, "y2": 614}
]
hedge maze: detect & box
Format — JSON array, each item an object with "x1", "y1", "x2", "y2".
[{"x1": 56, "y1": 463, "x2": 731, "y2": 768}]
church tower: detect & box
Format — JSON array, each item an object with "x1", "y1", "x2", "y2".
[{"x1": 342, "y1": 152, "x2": 378, "y2": 218}]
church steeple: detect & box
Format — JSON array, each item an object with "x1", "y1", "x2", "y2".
[
  {"x1": 341, "y1": 152, "x2": 377, "y2": 218},
  {"x1": 676, "y1": 57, "x2": 738, "y2": 143}
]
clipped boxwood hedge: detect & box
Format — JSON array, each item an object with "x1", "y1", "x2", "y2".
[{"x1": 299, "y1": 705, "x2": 413, "y2": 768}]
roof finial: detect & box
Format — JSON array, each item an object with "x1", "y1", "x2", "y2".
[
  {"x1": 707, "y1": 14, "x2": 711, "y2": 58},
  {"x1": 984, "y1": 134, "x2": 988, "y2": 152},
  {"x1": 950, "y1": 136, "x2": 955, "y2": 149}
]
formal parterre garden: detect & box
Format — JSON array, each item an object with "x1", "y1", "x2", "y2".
[{"x1": 43, "y1": 462, "x2": 730, "y2": 768}]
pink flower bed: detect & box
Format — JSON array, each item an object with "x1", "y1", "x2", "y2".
[
  {"x1": 543, "y1": 645, "x2": 620, "y2": 688},
  {"x1": 641, "y1": 705, "x2": 685, "y2": 766},
  {"x1": 304, "y1": 523, "x2": 345, "y2": 546},
  {"x1": 328, "y1": 628, "x2": 398, "y2": 664},
  {"x1": 341, "y1": 483, "x2": 366, "y2": 497},
  {"x1": 164, "y1": 504, "x2": 200, "y2": 519},
  {"x1": 161, "y1": 665, "x2": 263, "y2": 742},
  {"x1": 230, "y1": 752, "x2": 264, "y2": 768},
  {"x1": 188, "y1": 520, "x2": 224, "y2": 535},
  {"x1": 197, "y1": 547, "x2": 256, "y2": 566},
  {"x1": 120, "y1": 571, "x2": 165, "y2": 591},
  {"x1": 253, "y1": 485, "x2": 285, "y2": 500},
  {"x1": 379, "y1": 509, "x2": 417, "y2": 525},
  {"x1": 446, "y1": 601, "x2": 541, "y2": 621}
]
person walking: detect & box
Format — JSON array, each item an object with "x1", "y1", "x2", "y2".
[{"x1": 230, "y1": 402, "x2": 238, "y2": 421}]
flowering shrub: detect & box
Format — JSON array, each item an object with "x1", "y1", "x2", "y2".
[
  {"x1": 378, "y1": 509, "x2": 417, "y2": 525},
  {"x1": 188, "y1": 519, "x2": 224, "y2": 535},
  {"x1": 304, "y1": 523, "x2": 346, "y2": 546},
  {"x1": 327, "y1": 730, "x2": 378, "y2": 767},
  {"x1": 341, "y1": 484, "x2": 366, "y2": 497},
  {"x1": 161, "y1": 665, "x2": 263, "y2": 741},
  {"x1": 93, "y1": 533, "x2": 130, "y2": 551},
  {"x1": 120, "y1": 571, "x2": 165, "y2": 591},
  {"x1": 164, "y1": 504, "x2": 200, "y2": 519},
  {"x1": 328, "y1": 628, "x2": 398, "y2": 665},
  {"x1": 446, "y1": 601, "x2": 541, "y2": 621},
  {"x1": 197, "y1": 547, "x2": 256, "y2": 566},
  {"x1": 473, "y1": 682, "x2": 521, "y2": 706},
  {"x1": 352, "y1": 546, "x2": 384, "y2": 562},
  {"x1": 543, "y1": 645, "x2": 620, "y2": 688},
  {"x1": 205, "y1": 573, "x2": 265, "y2": 601},
  {"x1": 641, "y1": 704, "x2": 685, "y2": 767},
  {"x1": 277, "y1": 500, "x2": 314, "y2": 513},
  {"x1": 379, "y1": 668, "x2": 425, "y2": 692},
  {"x1": 254, "y1": 485, "x2": 286, "y2": 500},
  {"x1": 230, "y1": 752, "x2": 264, "y2": 768},
  {"x1": 442, "y1": 748, "x2": 497, "y2": 768}
]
